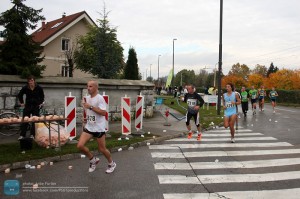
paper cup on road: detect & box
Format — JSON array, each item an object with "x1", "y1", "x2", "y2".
[
  {"x1": 153, "y1": 136, "x2": 156, "y2": 139},
  {"x1": 163, "y1": 130, "x2": 167, "y2": 133},
  {"x1": 125, "y1": 137, "x2": 129, "y2": 140},
  {"x1": 37, "y1": 165, "x2": 41, "y2": 169},
  {"x1": 49, "y1": 162, "x2": 53, "y2": 166},
  {"x1": 33, "y1": 183, "x2": 38, "y2": 189},
  {"x1": 118, "y1": 148, "x2": 122, "y2": 152},
  {"x1": 117, "y1": 138, "x2": 122, "y2": 141},
  {"x1": 147, "y1": 143, "x2": 150, "y2": 146},
  {"x1": 141, "y1": 135, "x2": 144, "y2": 138},
  {"x1": 68, "y1": 166, "x2": 73, "y2": 170},
  {"x1": 4, "y1": 168, "x2": 10, "y2": 174},
  {"x1": 148, "y1": 132, "x2": 151, "y2": 135}
]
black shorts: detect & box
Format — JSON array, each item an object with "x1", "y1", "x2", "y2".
[
  {"x1": 259, "y1": 96, "x2": 264, "y2": 101},
  {"x1": 271, "y1": 99, "x2": 276, "y2": 102},
  {"x1": 84, "y1": 128, "x2": 106, "y2": 138},
  {"x1": 251, "y1": 99, "x2": 257, "y2": 104},
  {"x1": 186, "y1": 112, "x2": 200, "y2": 127}
]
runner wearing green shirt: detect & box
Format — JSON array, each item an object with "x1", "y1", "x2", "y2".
[
  {"x1": 240, "y1": 86, "x2": 249, "y2": 117},
  {"x1": 269, "y1": 87, "x2": 279, "y2": 113},
  {"x1": 249, "y1": 85, "x2": 258, "y2": 115}
]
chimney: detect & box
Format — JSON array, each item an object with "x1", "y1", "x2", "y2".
[
  {"x1": 62, "y1": 12, "x2": 66, "y2": 18},
  {"x1": 42, "y1": 21, "x2": 46, "y2": 29}
]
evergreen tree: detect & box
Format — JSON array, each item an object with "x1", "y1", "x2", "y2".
[
  {"x1": 124, "y1": 47, "x2": 140, "y2": 80},
  {"x1": 267, "y1": 62, "x2": 279, "y2": 77},
  {"x1": 74, "y1": 5, "x2": 124, "y2": 78},
  {"x1": 0, "y1": 0, "x2": 45, "y2": 78}
]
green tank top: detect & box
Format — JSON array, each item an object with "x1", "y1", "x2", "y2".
[
  {"x1": 241, "y1": 91, "x2": 248, "y2": 102},
  {"x1": 249, "y1": 89, "x2": 257, "y2": 99}
]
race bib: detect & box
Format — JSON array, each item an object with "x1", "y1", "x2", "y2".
[
  {"x1": 251, "y1": 94, "x2": 256, "y2": 99},
  {"x1": 187, "y1": 99, "x2": 197, "y2": 107},
  {"x1": 87, "y1": 115, "x2": 96, "y2": 123},
  {"x1": 271, "y1": 93, "x2": 275, "y2": 97},
  {"x1": 225, "y1": 101, "x2": 234, "y2": 108}
]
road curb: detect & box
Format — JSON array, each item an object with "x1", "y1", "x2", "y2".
[{"x1": 0, "y1": 132, "x2": 188, "y2": 172}]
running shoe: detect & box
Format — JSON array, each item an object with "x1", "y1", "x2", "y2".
[
  {"x1": 89, "y1": 157, "x2": 100, "y2": 172},
  {"x1": 231, "y1": 138, "x2": 235, "y2": 143},
  {"x1": 273, "y1": 110, "x2": 276, "y2": 113},
  {"x1": 197, "y1": 133, "x2": 202, "y2": 141},
  {"x1": 187, "y1": 131, "x2": 193, "y2": 139},
  {"x1": 106, "y1": 161, "x2": 116, "y2": 174}
]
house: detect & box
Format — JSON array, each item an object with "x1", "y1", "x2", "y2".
[{"x1": 32, "y1": 11, "x2": 96, "y2": 78}]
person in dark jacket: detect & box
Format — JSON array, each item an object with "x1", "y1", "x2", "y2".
[
  {"x1": 183, "y1": 84, "x2": 205, "y2": 141},
  {"x1": 17, "y1": 76, "x2": 45, "y2": 140}
]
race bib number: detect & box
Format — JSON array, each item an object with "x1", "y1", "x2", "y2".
[
  {"x1": 87, "y1": 115, "x2": 96, "y2": 123},
  {"x1": 225, "y1": 101, "x2": 234, "y2": 108},
  {"x1": 271, "y1": 93, "x2": 275, "y2": 97},
  {"x1": 187, "y1": 99, "x2": 197, "y2": 107}
]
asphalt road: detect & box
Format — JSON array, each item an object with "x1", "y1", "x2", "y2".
[{"x1": 1, "y1": 103, "x2": 300, "y2": 199}]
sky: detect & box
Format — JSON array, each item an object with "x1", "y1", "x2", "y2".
[{"x1": 1, "y1": 0, "x2": 300, "y2": 79}]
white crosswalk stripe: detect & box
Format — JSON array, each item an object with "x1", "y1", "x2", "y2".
[{"x1": 149, "y1": 127, "x2": 300, "y2": 198}]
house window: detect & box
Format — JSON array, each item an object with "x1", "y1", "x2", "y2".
[
  {"x1": 61, "y1": 38, "x2": 70, "y2": 51},
  {"x1": 61, "y1": 65, "x2": 69, "y2": 77}
]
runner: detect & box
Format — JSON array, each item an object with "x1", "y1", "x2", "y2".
[
  {"x1": 235, "y1": 88, "x2": 241, "y2": 119},
  {"x1": 258, "y1": 85, "x2": 266, "y2": 111},
  {"x1": 77, "y1": 80, "x2": 116, "y2": 173},
  {"x1": 249, "y1": 85, "x2": 258, "y2": 115},
  {"x1": 183, "y1": 84, "x2": 204, "y2": 141},
  {"x1": 269, "y1": 87, "x2": 279, "y2": 113},
  {"x1": 240, "y1": 86, "x2": 249, "y2": 117},
  {"x1": 223, "y1": 83, "x2": 241, "y2": 143}
]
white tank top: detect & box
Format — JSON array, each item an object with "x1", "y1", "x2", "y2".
[{"x1": 85, "y1": 94, "x2": 106, "y2": 132}]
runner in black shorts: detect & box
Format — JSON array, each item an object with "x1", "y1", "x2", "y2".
[
  {"x1": 183, "y1": 84, "x2": 204, "y2": 141},
  {"x1": 249, "y1": 85, "x2": 258, "y2": 115}
]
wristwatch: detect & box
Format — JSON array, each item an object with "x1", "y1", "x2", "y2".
[{"x1": 89, "y1": 106, "x2": 93, "y2": 110}]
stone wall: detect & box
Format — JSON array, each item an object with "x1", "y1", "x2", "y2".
[{"x1": 0, "y1": 75, "x2": 155, "y2": 120}]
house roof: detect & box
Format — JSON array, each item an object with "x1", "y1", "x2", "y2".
[{"x1": 31, "y1": 11, "x2": 96, "y2": 46}]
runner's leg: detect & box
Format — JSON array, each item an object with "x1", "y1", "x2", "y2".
[
  {"x1": 77, "y1": 132, "x2": 93, "y2": 159},
  {"x1": 97, "y1": 135, "x2": 113, "y2": 163}
]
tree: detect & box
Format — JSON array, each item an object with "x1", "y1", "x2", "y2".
[
  {"x1": 74, "y1": 5, "x2": 124, "y2": 78},
  {"x1": 267, "y1": 62, "x2": 278, "y2": 77},
  {"x1": 251, "y1": 64, "x2": 267, "y2": 77},
  {"x1": 247, "y1": 74, "x2": 264, "y2": 88},
  {"x1": 63, "y1": 37, "x2": 79, "y2": 77},
  {"x1": 174, "y1": 69, "x2": 195, "y2": 86},
  {"x1": 268, "y1": 69, "x2": 293, "y2": 90},
  {"x1": 0, "y1": 0, "x2": 45, "y2": 78},
  {"x1": 228, "y1": 63, "x2": 250, "y2": 79},
  {"x1": 195, "y1": 69, "x2": 208, "y2": 87},
  {"x1": 221, "y1": 75, "x2": 247, "y2": 90},
  {"x1": 123, "y1": 47, "x2": 140, "y2": 80}
]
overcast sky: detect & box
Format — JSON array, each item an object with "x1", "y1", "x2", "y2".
[{"x1": 1, "y1": 0, "x2": 300, "y2": 79}]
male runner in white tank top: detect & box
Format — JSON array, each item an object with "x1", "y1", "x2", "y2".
[{"x1": 77, "y1": 80, "x2": 116, "y2": 173}]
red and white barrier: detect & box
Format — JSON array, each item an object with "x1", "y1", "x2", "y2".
[
  {"x1": 121, "y1": 95, "x2": 131, "y2": 135},
  {"x1": 103, "y1": 92, "x2": 109, "y2": 132},
  {"x1": 65, "y1": 92, "x2": 76, "y2": 140},
  {"x1": 135, "y1": 94, "x2": 144, "y2": 130}
]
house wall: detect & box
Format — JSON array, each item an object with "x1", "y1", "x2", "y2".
[{"x1": 41, "y1": 19, "x2": 93, "y2": 78}]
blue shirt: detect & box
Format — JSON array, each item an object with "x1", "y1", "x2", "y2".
[{"x1": 224, "y1": 92, "x2": 237, "y2": 117}]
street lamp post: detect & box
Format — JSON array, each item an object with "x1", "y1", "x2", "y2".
[
  {"x1": 217, "y1": 0, "x2": 223, "y2": 115},
  {"x1": 150, "y1": 64, "x2": 152, "y2": 82},
  {"x1": 172, "y1": 38, "x2": 177, "y2": 88},
  {"x1": 158, "y1": 55, "x2": 161, "y2": 86},
  {"x1": 146, "y1": 69, "x2": 148, "y2": 81}
]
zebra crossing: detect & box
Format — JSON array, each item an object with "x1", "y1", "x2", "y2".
[{"x1": 149, "y1": 127, "x2": 300, "y2": 199}]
